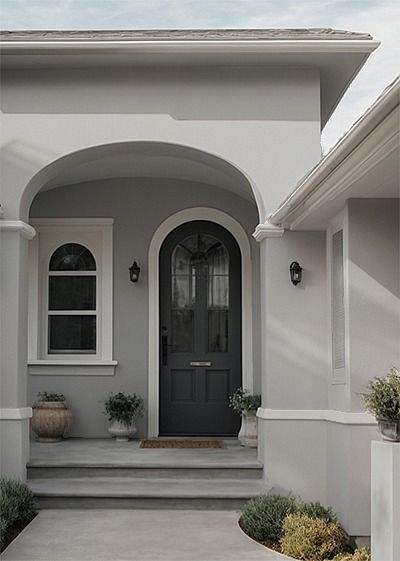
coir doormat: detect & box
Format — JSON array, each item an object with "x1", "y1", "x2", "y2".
[{"x1": 139, "y1": 439, "x2": 224, "y2": 449}]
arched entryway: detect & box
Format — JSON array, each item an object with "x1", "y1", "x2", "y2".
[{"x1": 159, "y1": 220, "x2": 242, "y2": 436}]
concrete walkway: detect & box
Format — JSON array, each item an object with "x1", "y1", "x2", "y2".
[{"x1": 2, "y1": 509, "x2": 292, "y2": 561}]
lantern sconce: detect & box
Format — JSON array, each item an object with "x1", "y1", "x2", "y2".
[
  {"x1": 129, "y1": 261, "x2": 141, "y2": 283},
  {"x1": 290, "y1": 261, "x2": 302, "y2": 286}
]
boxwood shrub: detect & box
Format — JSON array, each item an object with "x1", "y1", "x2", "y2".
[
  {"x1": 0, "y1": 478, "x2": 37, "y2": 551},
  {"x1": 239, "y1": 494, "x2": 298, "y2": 542}
]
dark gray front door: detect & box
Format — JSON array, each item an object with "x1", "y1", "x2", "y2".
[{"x1": 159, "y1": 221, "x2": 242, "y2": 436}]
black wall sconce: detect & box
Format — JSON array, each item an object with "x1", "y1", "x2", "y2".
[
  {"x1": 290, "y1": 261, "x2": 303, "y2": 286},
  {"x1": 129, "y1": 261, "x2": 141, "y2": 283}
]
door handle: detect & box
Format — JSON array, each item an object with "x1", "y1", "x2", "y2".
[{"x1": 190, "y1": 361, "x2": 212, "y2": 367}]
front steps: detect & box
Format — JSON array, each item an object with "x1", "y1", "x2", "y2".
[{"x1": 27, "y1": 440, "x2": 267, "y2": 509}]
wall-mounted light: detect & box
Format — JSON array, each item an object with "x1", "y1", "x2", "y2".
[
  {"x1": 290, "y1": 261, "x2": 302, "y2": 286},
  {"x1": 129, "y1": 261, "x2": 141, "y2": 283}
]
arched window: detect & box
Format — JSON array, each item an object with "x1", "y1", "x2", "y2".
[{"x1": 47, "y1": 243, "x2": 97, "y2": 354}]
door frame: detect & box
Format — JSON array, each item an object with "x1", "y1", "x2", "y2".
[{"x1": 148, "y1": 207, "x2": 254, "y2": 437}]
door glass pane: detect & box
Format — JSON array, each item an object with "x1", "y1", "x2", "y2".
[
  {"x1": 49, "y1": 276, "x2": 96, "y2": 310},
  {"x1": 171, "y1": 309, "x2": 194, "y2": 352},
  {"x1": 49, "y1": 243, "x2": 96, "y2": 271},
  {"x1": 208, "y1": 309, "x2": 228, "y2": 353},
  {"x1": 207, "y1": 241, "x2": 229, "y2": 352},
  {"x1": 49, "y1": 315, "x2": 96, "y2": 353}
]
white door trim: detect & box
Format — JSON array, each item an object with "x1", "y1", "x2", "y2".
[{"x1": 148, "y1": 207, "x2": 254, "y2": 437}]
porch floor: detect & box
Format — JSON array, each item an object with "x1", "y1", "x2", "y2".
[{"x1": 29, "y1": 438, "x2": 261, "y2": 468}]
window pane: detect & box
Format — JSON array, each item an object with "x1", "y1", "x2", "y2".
[
  {"x1": 49, "y1": 276, "x2": 96, "y2": 310},
  {"x1": 208, "y1": 309, "x2": 228, "y2": 353},
  {"x1": 49, "y1": 315, "x2": 96, "y2": 353},
  {"x1": 49, "y1": 243, "x2": 96, "y2": 271},
  {"x1": 171, "y1": 309, "x2": 194, "y2": 352}
]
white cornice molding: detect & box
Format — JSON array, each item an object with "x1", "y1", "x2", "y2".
[
  {"x1": 0, "y1": 39, "x2": 379, "y2": 55},
  {"x1": 257, "y1": 407, "x2": 377, "y2": 425},
  {"x1": 0, "y1": 407, "x2": 32, "y2": 420},
  {"x1": 0, "y1": 220, "x2": 36, "y2": 239},
  {"x1": 253, "y1": 222, "x2": 285, "y2": 241}
]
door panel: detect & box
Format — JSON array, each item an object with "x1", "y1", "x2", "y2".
[{"x1": 159, "y1": 221, "x2": 241, "y2": 436}]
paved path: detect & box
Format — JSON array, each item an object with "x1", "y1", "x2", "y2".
[{"x1": 2, "y1": 509, "x2": 292, "y2": 561}]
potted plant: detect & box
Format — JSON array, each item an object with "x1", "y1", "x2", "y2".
[
  {"x1": 31, "y1": 392, "x2": 72, "y2": 442},
  {"x1": 360, "y1": 367, "x2": 400, "y2": 442},
  {"x1": 104, "y1": 392, "x2": 144, "y2": 442},
  {"x1": 229, "y1": 388, "x2": 261, "y2": 448}
]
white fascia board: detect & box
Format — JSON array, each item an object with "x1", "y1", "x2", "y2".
[
  {"x1": 0, "y1": 39, "x2": 379, "y2": 55},
  {"x1": 269, "y1": 76, "x2": 400, "y2": 227}
]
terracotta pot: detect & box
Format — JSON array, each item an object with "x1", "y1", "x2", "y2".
[
  {"x1": 238, "y1": 411, "x2": 258, "y2": 448},
  {"x1": 31, "y1": 401, "x2": 72, "y2": 442}
]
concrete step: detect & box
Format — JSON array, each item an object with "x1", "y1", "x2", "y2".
[
  {"x1": 29, "y1": 476, "x2": 269, "y2": 510},
  {"x1": 28, "y1": 464, "x2": 263, "y2": 480}
]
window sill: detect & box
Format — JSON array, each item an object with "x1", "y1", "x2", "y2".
[{"x1": 28, "y1": 360, "x2": 118, "y2": 376}]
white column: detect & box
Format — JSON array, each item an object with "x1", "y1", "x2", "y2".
[
  {"x1": 371, "y1": 440, "x2": 400, "y2": 561},
  {"x1": 0, "y1": 220, "x2": 35, "y2": 480}
]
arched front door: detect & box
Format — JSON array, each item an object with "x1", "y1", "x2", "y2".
[{"x1": 159, "y1": 221, "x2": 242, "y2": 436}]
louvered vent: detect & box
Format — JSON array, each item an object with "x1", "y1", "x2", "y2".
[{"x1": 332, "y1": 229, "x2": 345, "y2": 369}]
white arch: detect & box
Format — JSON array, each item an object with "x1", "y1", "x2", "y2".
[{"x1": 147, "y1": 207, "x2": 253, "y2": 437}]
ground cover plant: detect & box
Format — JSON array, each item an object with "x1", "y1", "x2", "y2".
[
  {"x1": 280, "y1": 513, "x2": 347, "y2": 561},
  {"x1": 332, "y1": 548, "x2": 371, "y2": 561},
  {"x1": 0, "y1": 478, "x2": 37, "y2": 552},
  {"x1": 239, "y1": 493, "x2": 353, "y2": 560}
]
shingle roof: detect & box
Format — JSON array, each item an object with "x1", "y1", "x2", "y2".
[{"x1": 0, "y1": 28, "x2": 373, "y2": 42}]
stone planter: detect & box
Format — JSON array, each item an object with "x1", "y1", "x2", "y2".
[
  {"x1": 108, "y1": 420, "x2": 137, "y2": 442},
  {"x1": 377, "y1": 418, "x2": 400, "y2": 442},
  {"x1": 238, "y1": 411, "x2": 258, "y2": 448},
  {"x1": 31, "y1": 401, "x2": 72, "y2": 442}
]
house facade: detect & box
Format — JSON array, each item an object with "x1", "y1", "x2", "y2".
[{"x1": 0, "y1": 29, "x2": 398, "y2": 537}]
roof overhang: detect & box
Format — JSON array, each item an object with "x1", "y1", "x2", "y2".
[
  {"x1": 0, "y1": 29, "x2": 379, "y2": 128},
  {"x1": 269, "y1": 77, "x2": 400, "y2": 230}
]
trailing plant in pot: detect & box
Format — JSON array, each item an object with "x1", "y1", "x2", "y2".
[
  {"x1": 104, "y1": 392, "x2": 144, "y2": 442},
  {"x1": 229, "y1": 388, "x2": 261, "y2": 447},
  {"x1": 31, "y1": 392, "x2": 72, "y2": 442},
  {"x1": 360, "y1": 366, "x2": 400, "y2": 442}
]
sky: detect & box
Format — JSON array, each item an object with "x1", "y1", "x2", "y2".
[{"x1": 1, "y1": 0, "x2": 398, "y2": 152}]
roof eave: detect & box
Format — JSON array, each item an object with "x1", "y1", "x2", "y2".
[{"x1": 269, "y1": 75, "x2": 400, "y2": 228}]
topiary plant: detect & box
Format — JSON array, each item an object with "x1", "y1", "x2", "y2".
[
  {"x1": 229, "y1": 388, "x2": 261, "y2": 413},
  {"x1": 37, "y1": 391, "x2": 65, "y2": 402},
  {"x1": 280, "y1": 513, "x2": 347, "y2": 561},
  {"x1": 331, "y1": 548, "x2": 371, "y2": 561},
  {"x1": 0, "y1": 478, "x2": 37, "y2": 551},
  {"x1": 104, "y1": 392, "x2": 144, "y2": 426},
  {"x1": 239, "y1": 494, "x2": 298, "y2": 542},
  {"x1": 359, "y1": 367, "x2": 400, "y2": 419}
]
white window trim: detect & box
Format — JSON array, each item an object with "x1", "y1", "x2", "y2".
[
  {"x1": 28, "y1": 218, "x2": 117, "y2": 376},
  {"x1": 327, "y1": 209, "x2": 350, "y2": 385}
]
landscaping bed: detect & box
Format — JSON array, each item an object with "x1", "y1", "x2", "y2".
[
  {"x1": 239, "y1": 493, "x2": 370, "y2": 561},
  {"x1": 0, "y1": 478, "x2": 37, "y2": 553}
]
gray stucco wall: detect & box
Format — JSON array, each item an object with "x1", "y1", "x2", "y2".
[{"x1": 28, "y1": 178, "x2": 260, "y2": 438}]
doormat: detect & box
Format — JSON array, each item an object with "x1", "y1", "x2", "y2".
[{"x1": 140, "y1": 439, "x2": 224, "y2": 449}]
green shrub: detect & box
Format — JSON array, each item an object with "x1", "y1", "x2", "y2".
[
  {"x1": 298, "y1": 501, "x2": 338, "y2": 524},
  {"x1": 280, "y1": 513, "x2": 347, "y2": 561},
  {"x1": 359, "y1": 366, "x2": 400, "y2": 419},
  {"x1": 239, "y1": 494, "x2": 297, "y2": 542},
  {"x1": 331, "y1": 548, "x2": 371, "y2": 561},
  {"x1": 104, "y1": 392, "x2": 144, "y2": 426},
  {"x1": 37, "y1": 391, "x2": 65, "y2": 402},
  {"x1": 229, "y1": 388, "x2": 261, "y2": 413},
  {"x1": 0, "y1": 478, "x2": 37, "y2": 550}
]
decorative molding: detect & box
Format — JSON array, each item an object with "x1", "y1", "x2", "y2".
[
  {"x1": 28, "y1": 360, "x2": 118, "y2": 376},
  {"x1": 253, "y1": 221, "x2": 285, "y2": 241},
  {"x1": 0, "y1": 220, "x2": 36, "y2": 240},
  {"x1": 0, "y1": 407, "x2": 32, "y2": 420},
  {"x1": 257, "y1": 407, "x2": 377, "y2": 425},
  {"x1": 148, "y1": 207, "x2": 254, "y2": 438}
]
